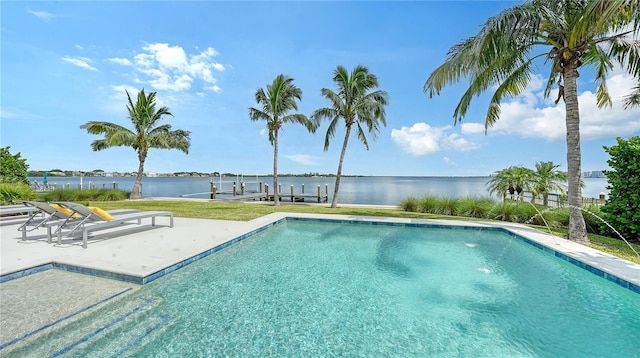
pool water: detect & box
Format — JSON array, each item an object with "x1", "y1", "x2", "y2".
[{"x1": 8, "y1": 220, "x2": 640, "y2": 357}]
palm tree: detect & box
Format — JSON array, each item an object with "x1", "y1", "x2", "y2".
[
  {"x1": 486, "y1": 166, "x2": 535, "y2": 201},
  {"x1": 625, "y1": 83, "x2": 640, "y2": 109},
  {"x1": 81, "y1": 89, "x2": 190, "y2": 199},
  {"x1": 531, "y1": 161, "x2": 568, "y2": 206},
  {"x1": 249, "y1": 74, "x2": 317, "y2": 206},
  {"x1": 311, "y1": 65, "x2": 389, "y2": 208},
  {"x1": 424, "y1": 0, "x2": 639, "y2": 243}
]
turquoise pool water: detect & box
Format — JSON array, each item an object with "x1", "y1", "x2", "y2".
[{"x1": 8, "y1": 220, "x2": 640, "y2": 357}]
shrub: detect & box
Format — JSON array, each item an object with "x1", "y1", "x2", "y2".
[
  {"x1": 0, "y1": 182, "x2": 37, "y2": 205},
  {"x1": 0, "y1": 147, "x2": 30, "y2": 185},
  {"x1": 601, "y1": 137, "x2": 640, "y2": 242},
  {"x1": 417, "y1": 196, "x2": 440, "y2": 214},
  {"x1": 400, "y1": 197, "x2": 419, "y2": 212},
  {"x1": 458, "y1": 196, "x2": 495, "y2": 218},
  {"x1": 40, "y1": 188, "x2": 129, "y2": 202},
  {"x1": 489, "y1": 201, "x2": 520, "y2": 222},
  {"x1": 435, "y1": 197, "x2": 460, "y2": 216}
]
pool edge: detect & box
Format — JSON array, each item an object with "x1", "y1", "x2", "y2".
[{"x1": 2, "y1": 214, "x2": 638, "y2": 294}]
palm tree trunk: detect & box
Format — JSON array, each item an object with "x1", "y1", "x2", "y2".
[
  {"x1": 131, "y1": 151, "x2": 146, "y2": 199},
  {"x1": 331, "y1": 125, "x2": 352, "y2": 208},
  {"x1": 563, "y1": 66, "x2": 589, "y2": 243},
  {"x1": 273, "y1": 130, "x2": 280, "y2": 206}
]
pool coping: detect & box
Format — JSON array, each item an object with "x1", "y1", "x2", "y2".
[{"x1": 1, "y1": 213, "x2": 639, "y2": 293}]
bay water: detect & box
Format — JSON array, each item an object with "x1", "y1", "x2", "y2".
[{"x1": 31, "y1": 175, "x2": 609, "y2": 206}]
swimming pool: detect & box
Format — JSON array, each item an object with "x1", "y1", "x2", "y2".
[{"x1": 6, "y1": 219, "x2": 640, "y2": 357}]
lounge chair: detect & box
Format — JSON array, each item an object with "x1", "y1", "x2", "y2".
[
  {"x1": 54, "y1": 202, "x2": 174, "y2": 248},
  {"x1": 16, "y1": 201, "x2": 77, "y2": 241}
]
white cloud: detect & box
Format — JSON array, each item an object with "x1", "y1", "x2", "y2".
[
  {"x1": 119, "y1": 43, "x2": 226, "y2": 92},
  {"x1": 285, "y1": 154, "x2": 317, "y2": 166},
  {"x1": 205, "y1": 85, "x2": 222, "y2": 93},
  {"x1": 107, "y1": 57, "x2": 132, "y2": 66},
  {"x1": 443, "y1": 157, "x2": 456, "y2": 166},
  {"x1": 391, "y1": 123, "x2": 480, "y2": 156},
  {"x1": 0, "y1": 109, "x2": 16, "y2": 119},
  {"x1": 61, "y1": 56, "x2": 98, "y2": 71},
  {"x1": 460, "y1": 122, "x2": 485, "y2": 134},
  {"x1": 470, "y1": 73, "x2": 640, "y2": 141},
  {"x1": 26, "y1": 8, "x2": 54, "y2": 21},
  {"x1": 112, "y1": 84, "x2": 140, "y2": 96}
]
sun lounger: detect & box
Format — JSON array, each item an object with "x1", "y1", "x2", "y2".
[
  {"x1": 40, "y1": 208, "x2": 141, "y2": 243},
  {"x1": 16, "y1": 201, "x2": 77, "y2": 241},
  {"x1": 54, "y1": 202, "x2": 174, "y2": 248}
]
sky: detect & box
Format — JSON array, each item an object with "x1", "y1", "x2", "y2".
[{"x1": 2, "y1": 1, "x2": 639, "y2": 177}]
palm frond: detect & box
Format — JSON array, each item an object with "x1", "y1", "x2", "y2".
[
  {"x1": 355, "y1": 122, "x2": 370, "y2": 150},
  {"x1": 426, "y1": 0, "x2": 640, "y2": 126},
  {"x1": 624, "y1": 83, "x2": 640, "y2": 109},
  {"x1": 323, "y1": 117, "x2": 339, "y2": 151}
]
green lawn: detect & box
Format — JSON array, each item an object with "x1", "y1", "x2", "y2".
[{"x1": 89, "y1": 199, "x2": 640, "y2": 264}]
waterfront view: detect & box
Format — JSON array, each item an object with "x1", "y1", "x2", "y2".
[{"x1": 29, "y1": 176, "x2": 610, "y2": 206}]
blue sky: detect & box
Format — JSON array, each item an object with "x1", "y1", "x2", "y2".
[{"x1": 2, "y1": 1, "x2": 639, "y2": 176}]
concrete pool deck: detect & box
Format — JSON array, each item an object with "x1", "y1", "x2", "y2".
[
  {"x1": 1, "y1": 210, "x2": 639, "y2": 351},
  {"x1": 3, "y1": 211, "x2": 637, "y2": 284}
]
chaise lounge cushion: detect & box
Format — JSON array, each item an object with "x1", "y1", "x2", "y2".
[{"x1": 88, "y1": 206, "x2": 114, "y2": 221}]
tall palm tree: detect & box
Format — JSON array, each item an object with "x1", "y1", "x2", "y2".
[
  {"x1": 81, "y1": 89, "x2": 190, "y2": 199},
  {"x1": 532, "y1": 161, "x2": 568, "y2": 206},
  {"x1": 311, "y1": 65, "x2": 388, "y2": 208},
  {"x1": 249, "y1": 74, "x2": 316, "y2": 206},
  {"x1": 424, "y1": 0, "x2": 639, "y2": 243},
  {"x1": 487, "y1": 166, "x2": 535, "y2": 201}
]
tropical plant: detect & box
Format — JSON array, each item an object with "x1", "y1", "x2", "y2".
[
  {"x1": 80, "y1": 89, "x2": 190, "y2": 199},
  {"x1": 486, "y1": 166, "x2": 535, "y2": 200},
  {"x1": 601, "y1": 136, "x2": 640, "y2": 242},
  {"x1": 311, "y1": 65, "x2": 388, "y2": 208},
  {"x1": 424, "y1": 0, "x2": 640, "y2": 243},
  {"x1": 0, "y1": 182, "x2": 36, "y2": 205},
  {"x1": 249, "y1": 74, "x2": 317, "y2": 206},
  {"x1": 0, "y1": 146, "x2": 30, "y2": 185},
  {"x1": 531, "y1": 161, "x2": 568, "y2": 206}
]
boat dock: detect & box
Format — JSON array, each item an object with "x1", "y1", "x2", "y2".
[{"x1": 181, "y1": 176, "x2": 330, "y2": 203}]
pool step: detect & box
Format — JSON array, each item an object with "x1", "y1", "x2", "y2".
[{"x1": 3, "y1": 296, "x2": 174, "y2": 357}]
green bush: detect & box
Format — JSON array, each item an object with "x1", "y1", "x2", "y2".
[
  {"x1": 40, "y1": 188, "x2": 129, "y2": 202},
  {"x1": 417, "y1": 196, "x2": 440, "y2": 214},
  {"x1": 601, "y1": 137, "x2": 640, "y2": 243},
  {"x1": 400, "y1": 197, "x2": 419, "y2": 212},
  {"x1": 457, "y1": 196, "x2": 495, "y2": 218},
  {"x1": 435, "y1": 197, "x2": 459, "y2": 216},
  {"x1": 0, "y1": 182, "x2": 37, "y2": 205},
  {"x1": 397, "y1": 194, "x2": 630, "y2": 241},
  {"x1": 487, "y1": 201, "x2": 520, "y2": 222},
  {"x1": 0, "y1": 147, "x2": 30, "y2": 185}
]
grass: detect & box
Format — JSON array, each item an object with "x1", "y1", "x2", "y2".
[{"x1": 88, "y1": 199, "x2": 640, "y2": 264}]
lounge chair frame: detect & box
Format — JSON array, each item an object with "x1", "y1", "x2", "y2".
[
  {"x1": 16, "y1": 201, "x2": 76, "y2": 241},
  {"x1": 54, "y1": 202, "x2": 174, "y2": 248}
]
